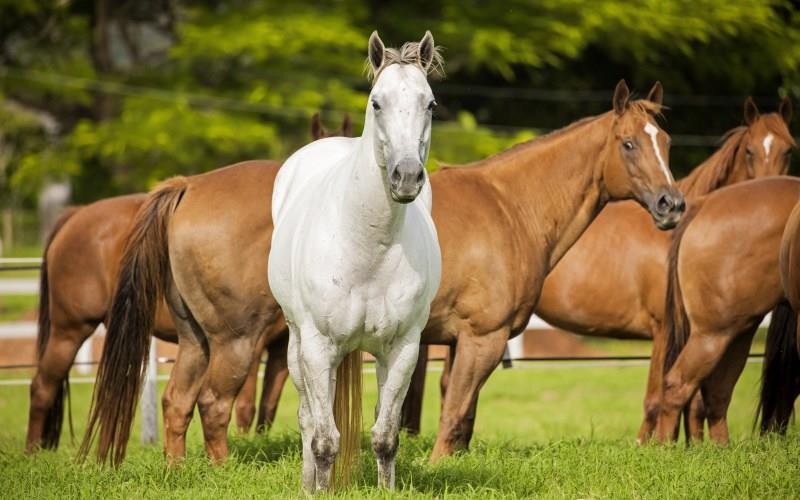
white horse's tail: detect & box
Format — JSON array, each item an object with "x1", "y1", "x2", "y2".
[{"x1": 333, "y1": 350, "x2": 363, "y2": 487}]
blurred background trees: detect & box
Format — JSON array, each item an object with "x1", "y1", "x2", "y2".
[{"x1": 1, "y1": 0, "x2": 799, "y2": 247}]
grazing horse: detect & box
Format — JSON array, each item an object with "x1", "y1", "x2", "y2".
[
  {"x1": 421, "y1": 80, "x2": 684, "y2": 460},
  {"x1": 656, "y1": 176, "x2": 800, "y2": 444},
  {"x1": 757, "y1": 198, "x2": 800, "y2": 434},
  {"x1": 402, "y1": 98, "x2": 793, "y2": 439},
  {"x1": 26, "y1": 115, "x2": 351, "y2": 452},
  {"x1": 270, "y1": 31, "x2": 441, "y2": 491}
]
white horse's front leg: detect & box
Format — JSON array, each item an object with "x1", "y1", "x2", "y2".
[
  {"x1": 298, "y1": 327, "x2": 339, "y2": 492},
  {"x1": 286, "y1": 327, "x2": 317, "y2": 491},
  {"x1": 372, "y1": 330, "x2": 422, "y2": 489}
]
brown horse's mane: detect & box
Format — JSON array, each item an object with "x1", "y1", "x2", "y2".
[
  {"x1": 678, "y1": 114, "x2": 796, "y2": 199},
  {"x1": 677, "y1": 127, "x2": 747, "y2": 199},
  {"x1": 437, "y1": 100, "x2": 663, "y2": 172}
]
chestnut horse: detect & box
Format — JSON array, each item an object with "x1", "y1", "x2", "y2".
[
  {"x1": 26, "y1": 115, "x2": 351, "y2": 452},
  {"x1": 657, "y1": 176, "x2": 800, "y2": 444},
  {"x1": 755, "y1": 196, "x2": 800, "y2": 435},
  {"x1": 402, "y1": 98, "x2": 793, "y2": 440},
  {"x1": 422, "y1": 81, "x2": 683, "y2": 460}
]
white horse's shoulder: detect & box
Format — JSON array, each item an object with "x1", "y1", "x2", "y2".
[{"x1": 273, "y1": 137, "x2": 357, "y2": 224}]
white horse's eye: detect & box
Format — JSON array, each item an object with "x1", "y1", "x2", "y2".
[
  {"x1": 428, "y1": 100, "x2": 437, "y2": 111},
  {"x1": 372, "y1": 100, "x2": 381, "y2": 111}
]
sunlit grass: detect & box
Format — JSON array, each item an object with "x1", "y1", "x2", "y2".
[{"x1": 1, "y1": 360, "x2": 797, "y2": 498}]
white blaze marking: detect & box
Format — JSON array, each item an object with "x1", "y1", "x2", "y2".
[
  {"x1": 763, "y1": 133, "x2": 774, "y2": 160},
  {"x1": 644, "y1": 122, "x2": 673, "y2": 185}
]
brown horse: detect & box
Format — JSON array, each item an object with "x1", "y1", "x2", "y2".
[
  {"x1": 756, "y1": 197, "x2": 800, "y2": 434},
  {"x1": 402, "y1": 98, "x2": 794, "y2": 440},
  {"x1": 79, "y1": 80, "x2": 683, "y2": 466},
  {"x1": 25, "y1": 115, "x2": 351, "y2": 452},
  {"x1": 422, "y1": 80, "x2": 683, "y2": 460},
  {"x1": 656, "y1": 176, "x2": 800, "y2": 444}
]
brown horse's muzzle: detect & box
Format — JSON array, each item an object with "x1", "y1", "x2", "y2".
[{"x1": 649, "y1": 187, "x2": 685, "y2": 230}]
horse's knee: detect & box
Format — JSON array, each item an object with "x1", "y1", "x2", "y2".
[
  {"x1": 371, "y1": 429, "x2": 399, "y2": 462},
  {"x1": 661, "y1": 374, "x2": 686, "y2": 410},
  {"x1": 311, "y1": 430, "x2": 339, "y2": 467},
  {"x1": 643, "y1": 397, "x2": 660, "y2": 424}
]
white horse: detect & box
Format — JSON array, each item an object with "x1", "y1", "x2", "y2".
[{"x1": 269, "y1": 31, "x2": 442, "y2": 491}]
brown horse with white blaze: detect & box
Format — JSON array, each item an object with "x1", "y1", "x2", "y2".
[
  {"x1": 403, "y1": 97, "x2": 793, "y2": 440},
  {"x1": 26, "y1": 115, "x2": 350, "y2": 453},
  {"x1": 422, "y1": 80, "x2": 683, "y2": 460}
]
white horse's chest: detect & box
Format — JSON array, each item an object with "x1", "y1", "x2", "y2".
[{"x1": 304, "y1": 240, "x2": 428, "y2": 345}]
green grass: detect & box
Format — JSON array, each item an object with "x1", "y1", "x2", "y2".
[
  {"x1": 0, "y1": 294, "x2": 38, "y2": 321},
  {"x1": 1, "y1": 361, "x2": 798, "y2": 498}
]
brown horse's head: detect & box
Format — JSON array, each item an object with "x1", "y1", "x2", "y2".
[
  {"x1": 730, "y1": 96, "x2": 795, "y2": 182},
  {"x1": 603, "y1": 79, "x2": 684, "y2": 230},
  {"x1": 310, "y1": 113, "x2": 354, "y2": 140}
]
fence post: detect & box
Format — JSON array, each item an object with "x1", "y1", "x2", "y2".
[{"x1": 140, "y1": 337, "x2": 159, "y2": 445}]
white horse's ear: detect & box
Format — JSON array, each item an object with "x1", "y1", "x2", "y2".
[
  {"x1": 368, "y1": 31, "x2": 385, "y2": 73},
  {"x1": 744, "y1": 96, "x2": 759, "y2": 126},
  {"x1": 418, "y1": 31, "x2": 435, "y2": 71},
  {"x1": 646, "y1": 81, "x2": 663, "y2": 106},
  {"x1": 613, "y1": 79, "x2": 630, "y2": 116}
]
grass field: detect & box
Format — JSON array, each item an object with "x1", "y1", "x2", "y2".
[{"x1": 0, "y1": 359, "x2": 798, "y2": 498}]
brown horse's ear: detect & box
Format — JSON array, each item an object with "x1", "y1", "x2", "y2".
[
  {"x1": 744, "y1": 97, "x2": 760, "y2": 126},
  {"x1": 646, "y1": 81, "x2": 664, "y2": 106},
  {"x1": 613, "y1": 79, "x2": 630, "y2": 115},
  {"x1": 418, "y1": 30, "x2": 435, "y2": 71},
  {"x1": 368, "y1": 31, "x2": 385, "y2": 73},
  {"x1": 341, "y1": 113, "x2": 353, "y2": 137},
  {"x1": 310, "y1": 113, "x2": 324, "y2": 140},
  {"x1": 779, "y1": 95, "x2": 794, "y2": 125}
]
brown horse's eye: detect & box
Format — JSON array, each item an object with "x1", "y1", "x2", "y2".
[
  {"x1": 623, "y1": 141, "x2": 635, "y2": 151},
  {"x1": 746, "y1": 147, "x2": 754, "y2": 158}
]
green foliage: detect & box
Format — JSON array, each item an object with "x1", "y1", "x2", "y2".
[{"x1": 1, "y1": 0, "x2": 800, "y2": 204}]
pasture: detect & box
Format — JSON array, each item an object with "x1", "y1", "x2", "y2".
[{"x1": 1, "y1": 357, "x2": 798, "y2": 498}]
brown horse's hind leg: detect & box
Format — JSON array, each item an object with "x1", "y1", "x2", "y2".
[
  {"x1": 700, "y1": 328, "x2": 756, "y2": 444},
  {"x1": 684, "y1": 391, "x2": 706, "y2": 443},
  {"x1": 637, "y1": 322, "x2": 667, "y2": 444},
  {"x1": 234, "y1": 330, "x2": 269, "y2": 434},
  {"x1": 26, "y1": 323, "x2": 94, "y2": 452},
  {"x1": 197, "y1": 335, "x2": 257, "y2": 463},
  {"x1": 430, "y1": 328, "x2": 508, "y2": 462},
  {"x1": 162, "y1": 309, "x2": 209, "y2": 463},
  {"x1": 400, "y1": 345, "x2": 427, "y2": 435},
  {"x1": 656, "y1": 328, "x2": 735, "y2": 443},
  {"x1": 439, "y1": 346, "x2": 454, "y2": 409},
  {"x1": 256, "y1": 333, "x2": 289, "y2": 434}
]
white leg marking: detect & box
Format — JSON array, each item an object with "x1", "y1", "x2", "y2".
[
  {"x1": 644, "y1": 122, "x2": 673, "y2": 185},
  {"x1": 763, "y1": 133, "x2": 774, "y2": 163}
]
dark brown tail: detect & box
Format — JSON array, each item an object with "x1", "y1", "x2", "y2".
[
  {"x1": 36, "y1": 207, "x2": 79, "y2": 449},
  {"x1": 756, "y1": 301, "x2": 800, "y2": 434},
  {"x1": 78, "y1": 177, "x2": 187, "y2": 465},
  {"x1": 663, "y1": 205, "x2": 701, "y2": 375}
]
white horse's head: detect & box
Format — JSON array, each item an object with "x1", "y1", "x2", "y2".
[{"x1": 366, "y1": 31, "x2": 441, "y2": 203}]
